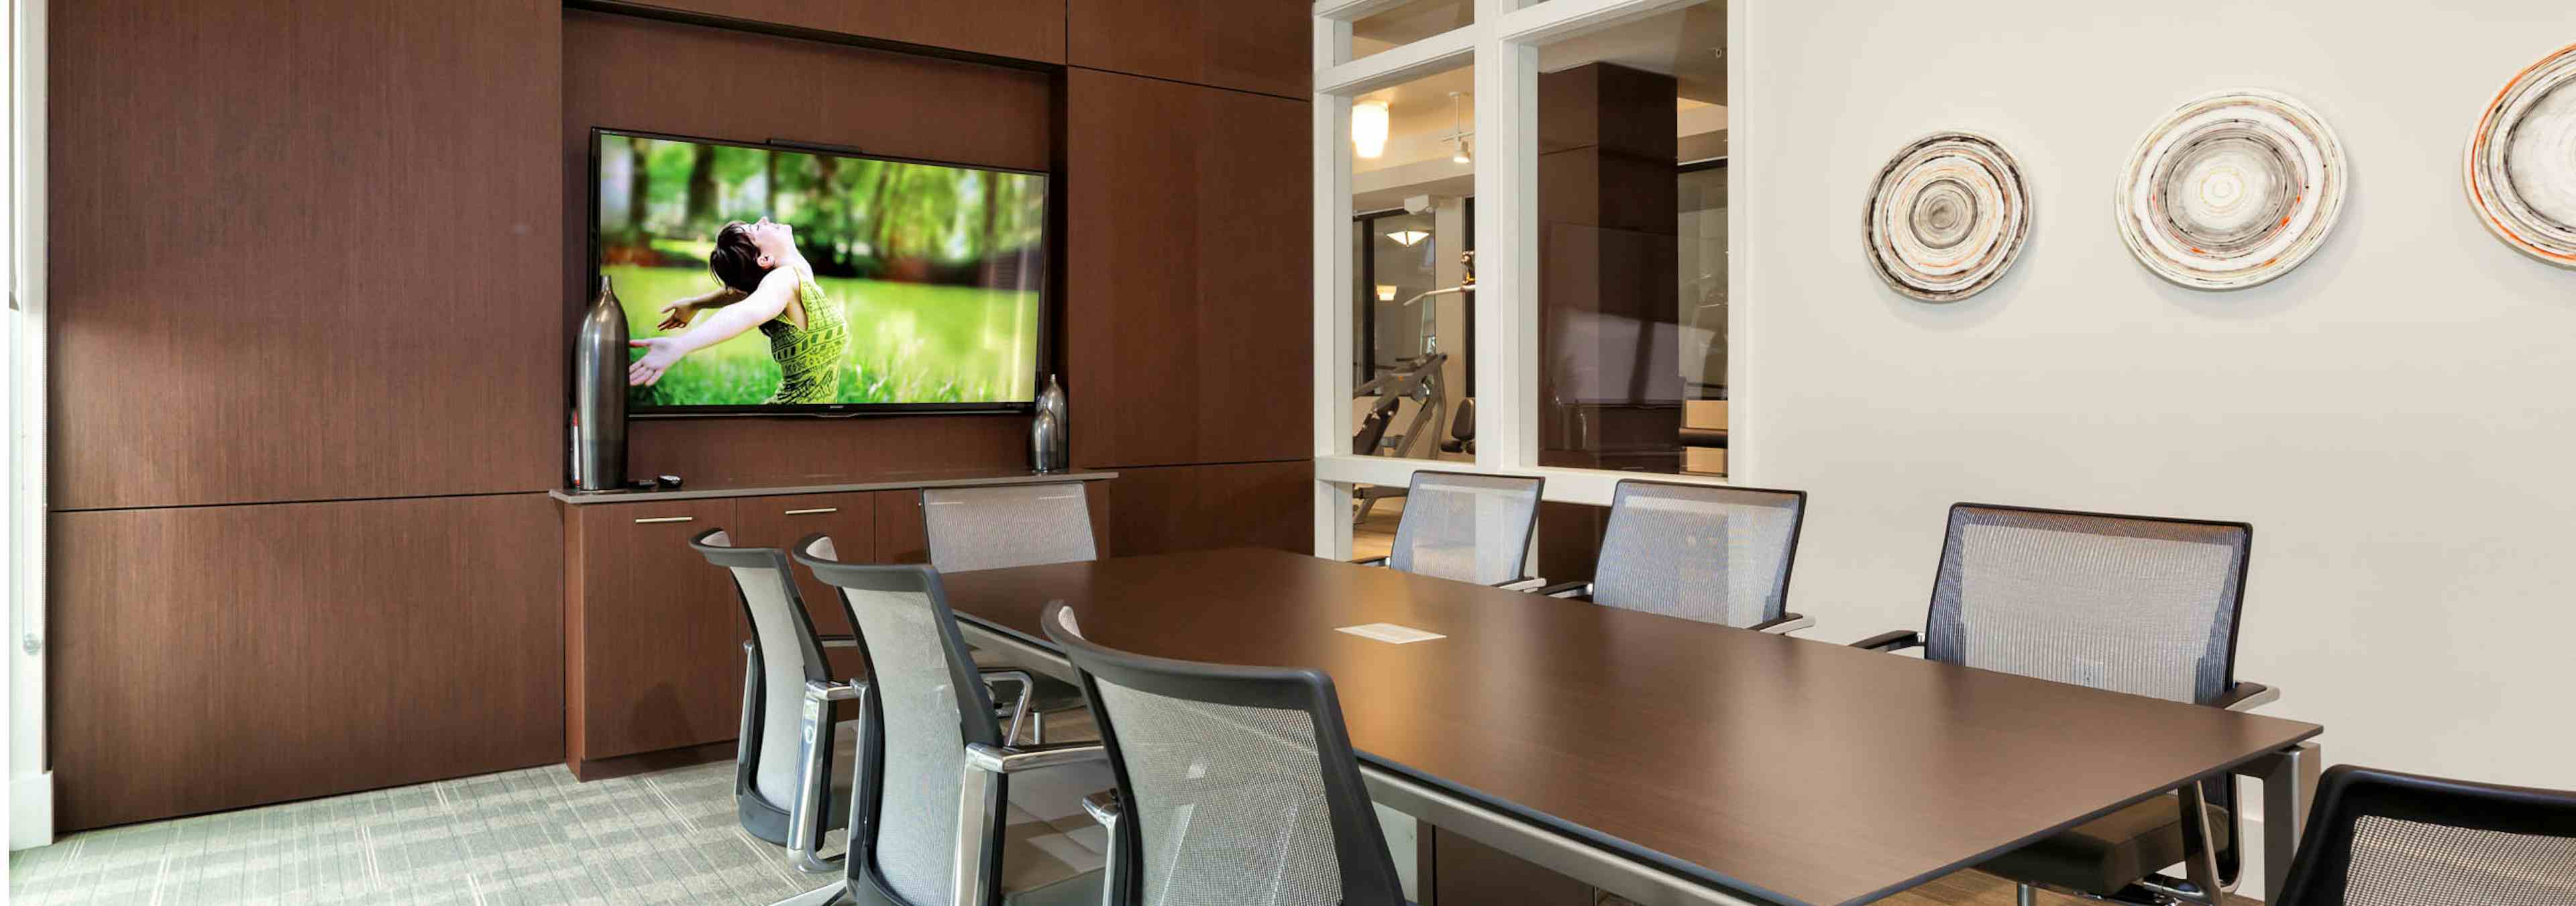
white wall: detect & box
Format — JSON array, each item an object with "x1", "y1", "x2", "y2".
[{"x1": 1736, "y1": 0, "x2": 2576, "y2": 801}]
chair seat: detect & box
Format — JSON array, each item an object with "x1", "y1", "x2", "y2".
[{"x1": 1979, "y1": 791, "x2": 2230, "y2": 897}]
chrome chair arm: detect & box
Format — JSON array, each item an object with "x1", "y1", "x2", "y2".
[
  {"x1": 1492, "y1": 576, "x2": 1548, "y2": 591},
  {"x1": 1532, "y1": 579, "x2": 1591, "y2": 599},
  {"x1": 977, "y1": 668, "x2": 1038, "y2": 746},
  {"x1": 1351, "y1": 555, "x2": 1389, "y2": 566},
  {"x1": 954, "y1": 743, "x2": 1112, "y2": 906},
  {"x1": 789, "y1": 678, "x2": 866, "y2": 874},
  {"x1": 1081, "y1": 790, "x2": 1126, "y2": 906},
  {"x1": 815, "y1": 634, "x2": 859, "y2": 649}
]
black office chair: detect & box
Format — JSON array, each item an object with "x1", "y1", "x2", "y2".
[
  {"x1": 1353, "y1": 470, "x2": 1545, "y2": 589},
  {"x1": 1438, "y1": 398, "x2": 1476, "y2": 454},
  {"x1": 1534, "y1": 480, "x2": 1811, "y2": 633},
  {"x1": 2273, "y1": 764, "x2": 2576, "y2": 905},
  {"x1": 1851, "y1": 503, "x2": 2276, "y2": 906},
  {"x1": 688, "y1": 529, "x2": 861, "y2": 873},
  {"x1": 1038, "y1": 602, "x2": 1412, "y2": 906},
  {"x1": 920, "y1": 483, "x2": 1096, "y2": 744},
  {"x1": 770, "y1": 536, "x2": 1115, "y2": 906}
]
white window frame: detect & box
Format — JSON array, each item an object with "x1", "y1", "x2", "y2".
[{"x1": 1309, "y1": 0, "x2": 1743, "y2": 556}]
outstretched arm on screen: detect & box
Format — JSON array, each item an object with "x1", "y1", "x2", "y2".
[{"x1": 628, "y1": 268, "x2": 794, "y2": 386}]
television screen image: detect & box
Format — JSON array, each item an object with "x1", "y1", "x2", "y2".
[{"x1": 592, "y1": 129, "x2": 1047, "y2": 413}]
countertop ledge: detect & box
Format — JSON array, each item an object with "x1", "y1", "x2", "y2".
[{"x1": 549, "y1": 469, "x2": 1116, "y2": 505}]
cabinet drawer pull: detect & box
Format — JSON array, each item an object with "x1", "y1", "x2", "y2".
[
  {"x1": 633, "y1": 516, "x2": 695, "y2": 524},
  {"x1": 782, "y1": 507, "x2": 839, "y2": 515}
]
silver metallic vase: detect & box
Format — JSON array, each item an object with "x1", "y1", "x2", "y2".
[
  {"x1": 1032, "y1": 374, "x2": 1069, "y2": 472},
  {"x1": 573, "y1": 275, "x2": 629, "y2": 491}
]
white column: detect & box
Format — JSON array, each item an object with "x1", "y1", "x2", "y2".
[{"x1": 7, "y1": 0, "x2": 53, "y2": 851}]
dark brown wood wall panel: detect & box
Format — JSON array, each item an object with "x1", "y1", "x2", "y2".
[
  {"x1": 617, "y1": 0, "x2": 1068, "y2": 64},
  {"x1": 50, "y1": 495, "x2": 562, "y2": 832},
  {"x1": 1069, "y1": 0, "x2": 1307, "y2": 97},
  {"x1": 1067, "y1": 69, "x2": 1311, "y2": 469},
  {"x1": 566, "y1": 11, "x2": 1052, "y2": 483},
  {"x1": 1101, "y1": 461, "x2": 1312, "y2": 556},
  {"x1": 49, "y1": 0, "x2": 564, "y2": 510}
]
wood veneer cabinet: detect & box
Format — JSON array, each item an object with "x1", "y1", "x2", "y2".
[{"x1": 564, "y1": 497, "x2": 745, "y2": 774}]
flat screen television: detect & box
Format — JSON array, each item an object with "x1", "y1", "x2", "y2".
[{"x1": 590, "y1": 128, "x2": 1049, "y2": 415}]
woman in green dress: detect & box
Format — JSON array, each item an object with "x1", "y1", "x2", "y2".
[{"x1": 627, "y1": 216, "x2": 849, "y2": 404}]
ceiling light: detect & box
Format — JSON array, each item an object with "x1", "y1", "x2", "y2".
[
  {"x1": 1385, "y1": 230, "x2": 1431, "y2": 247},
  {"x1": 1452, "y1": 137, "x2": 1472, "y2": 165},
  {"x1": 1352, "y1": 100, "x2": 1389, "y2": 159},
  {"x1": 1376, "y1": 285, "x2": 1399, "y2": 302}
]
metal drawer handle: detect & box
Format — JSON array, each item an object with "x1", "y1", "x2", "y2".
[
  {"x1": 634, "y1": 516, "x2": 694, "y2": 524},
  {"x1": 783, "y1": 507, "x2": 838, "y2": 515}
]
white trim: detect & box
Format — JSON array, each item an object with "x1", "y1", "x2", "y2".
[
  {"x1": 7, "y1": 0, "x2": 50, "y2": 852},
  {"x1": 1311, "y1": 12, "x2": 1358, "y2": 558},
  {"x1": 1311, "y1": 0, "x2": 1418, "y2": 23},
  {"x1": 1491, "y1": 0, "x2": 1705, "y2": 45},
  {"x1": 1318, "y1": 454, "x2": 1735, "y2": 507},
  {"x1": 1314, "y1": 26, "x2": 1474, "y2": 97}
]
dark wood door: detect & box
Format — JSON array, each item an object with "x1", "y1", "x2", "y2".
[
  {"x1": 571, "y1": 498, "x2": 743, "y2": 764},
  {"x1": 731, "y1": 492, "x2": 877, "y2": 685}
]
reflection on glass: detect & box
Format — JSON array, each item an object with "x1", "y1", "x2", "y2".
[
  {"x1": 1348, "y1": 0, "x2": 1473, "y2": 64},
  {"x1": 1533, "y1": 0, "x2": 1725, "y2": 476}
]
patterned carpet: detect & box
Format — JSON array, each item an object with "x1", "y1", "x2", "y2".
[{"x1": 7, "y1": 753, "x2": 846, "y2": 905}]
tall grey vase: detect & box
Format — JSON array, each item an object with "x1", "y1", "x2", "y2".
[
  {"x1": 1034, "y1": 374, "x2": 1069, "y2": 472},
  {"x1": 573, "y1": 275, "x2": 629, "y2": 491}
]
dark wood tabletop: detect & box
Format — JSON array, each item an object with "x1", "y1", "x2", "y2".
[{"x1": 939, "y1": 548, "x2": 2323, "y2": 906}]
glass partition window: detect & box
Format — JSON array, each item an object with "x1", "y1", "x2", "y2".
[
  {"x1": 1348, "y1": 65, "x2": 1477, "y2": 466},
  {"x1": 1347, "y1": 0, "x2": 1474, "y2": 66},
  {"x1": 1530, "y1": 0, "x2": 1727, "y2": 476}
]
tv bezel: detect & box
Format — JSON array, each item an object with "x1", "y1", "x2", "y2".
[{"x1": 588, "y1": 126, "x2": 1052, "y2": 419}]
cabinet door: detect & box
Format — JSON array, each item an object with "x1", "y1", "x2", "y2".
[
  {"x1": 574, "y1": 498, "x2": 741, "y2": 761},
  {"x1": 731, "y1": 492, "x2": 877, "y2": 686},
  {"x1": 873, "y1": 489, "x2": 932, "y2": 564}
]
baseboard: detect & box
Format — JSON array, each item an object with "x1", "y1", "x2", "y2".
[{"x1": 9, "y1": 771, "x2": 54, "y2": 850}]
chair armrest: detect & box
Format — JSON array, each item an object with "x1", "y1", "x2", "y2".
[
  {"x1": 816, "y1": 634, "x2": 859, "y2": 649},
  {"x1": 1493, "y1": 576, "x2": 1548, "y2": 591},
  {"x1": 1749, "y1": 613, "x2": 1814, "y2": 635},
  {"x1": 1081, "y1": 789, "x2": 1122, "y2": 827},
  {"x1": 1532, "y1": 579, "x2": 1592, "y2": 599},
  {"x1": 802, "y1": 679, "x2": 864, "y2": 703},
  {"x1": 1851, "y1": 630, "x2": 1923, "y2": 652},
  {"x1": 964, "y1": 742, "x2": 1108, "y2": 774},
  {"x1": 1351, "y1": 555, "x2": 1389, "y2": 566},
  {"x1": 2215, "y1": 682, "x2": 2277, "y2": 712}
]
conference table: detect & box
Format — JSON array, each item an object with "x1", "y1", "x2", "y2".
[{"x1": 943, "y1": 547, "x2": 2323, "y2": 906}]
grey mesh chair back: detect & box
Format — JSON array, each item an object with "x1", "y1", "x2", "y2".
[
  {"x1": 687, "y1": 529, "x2": 835, "y2": 840},
  {"x1": 1591, "y1": 480, "x2": 1805, "y2": 627},
  {"x1": 2274, "y1": 764, "x2": 2576, "y2": 906},
  {"x1": 1925, "y1": 503, "x2": 2251, "y2": 707},
  {"x1": 922, "y1": 483, "x2": 1097, "y2": 573},
  {"x1": 1040, "y1": 603, "x2": 1405, "y2": 906},
  {"x1": 795, "y1": 535, "x2": 1008, "y2": 906},
  {"x1": 1389, "y1": 470, "x2": 1544, "y2": 585}
]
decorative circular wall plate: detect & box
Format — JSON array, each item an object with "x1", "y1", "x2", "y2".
[
  {"x1": 2465, "y1": 40, "x2": 2576, "y2": 268},
  {"x1": 2115, "y1": 89, "x2": 2347, "y2": 291},
  {"x1": 1864, "y1": 132, "x2": 2033, "y2": 302}
]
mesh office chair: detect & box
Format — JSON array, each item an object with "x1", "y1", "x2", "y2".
[
  {"x1": 922, "y1": 483, "x2": 1099, "y2": 573},
  {"x1": 1850, "y1": 504, "x2": 2275, "y2": 906},
  {"x1": 1534, "y1": 480, "x2": 1811, "y2": 633},
  {"x1": 919, "y1": 483, "x2": 1098, "y2": 744},
  {"x1": 1354, "y1": 470, "x2": 1545, "y2": 588},
  {"x1": 1038, "y1": 603, "x2": 1411, "y2": 906},
  {"x1": 771, "y1": 536, "x2": 1115, "y2": 906},
  {"x1": 688, "y1": 529, "x2": 862, "y2": 873},
  {"x1": 2272, "y1": 764, "x2": 2576, "y2": 906}
]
